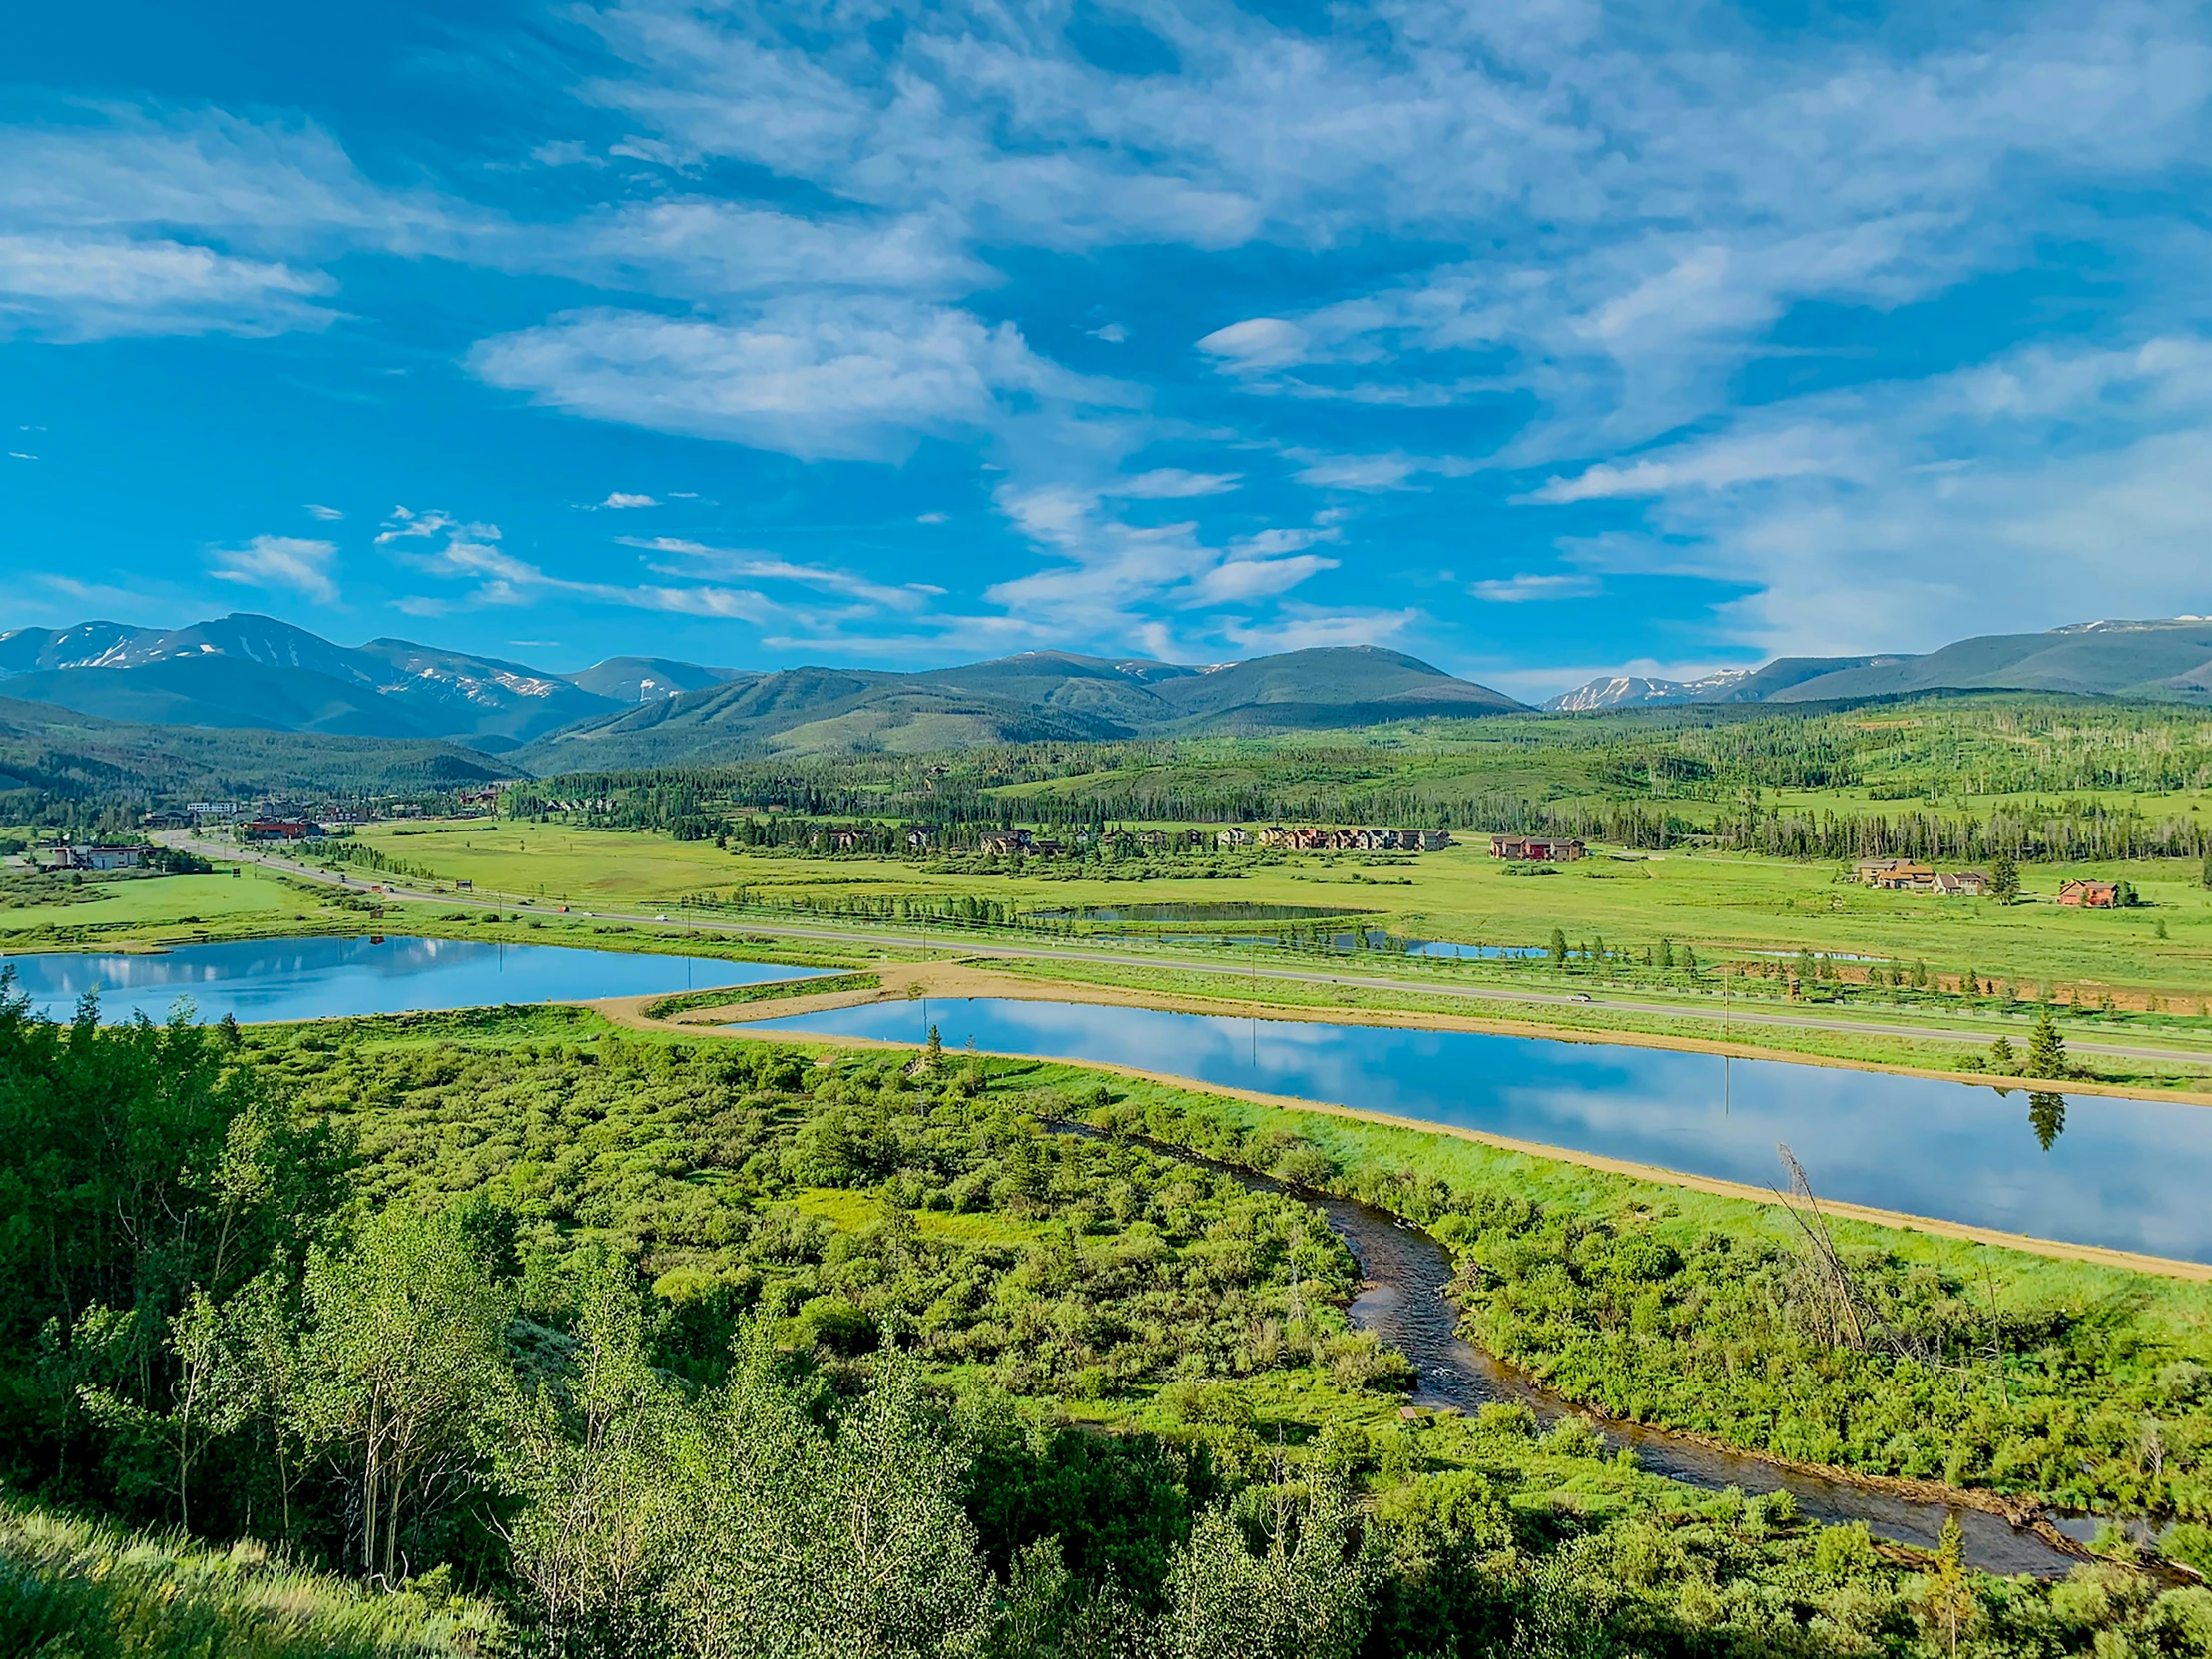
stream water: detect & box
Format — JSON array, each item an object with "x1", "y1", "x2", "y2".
[
  {"x1": 1050, "y1": 1118, "x2": 2078, "y2": 1573},
  {"x1": 1299, "y1": 1178, "x2": 2078, "y2": 1575}
]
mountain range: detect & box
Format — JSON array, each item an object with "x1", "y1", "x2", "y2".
[
  {"x1": 1544, "y1": 619, "x2": 2212, "y2": 711},
  {"x1": 0, "y1": 615, "x2": 622, "y2": 750},
  {"x1": 4, "y1": 611, "x2": 2211, "y2": 784},
  {"x1": 0, "y1": 615, "x2": 1523, "y2": 766}
]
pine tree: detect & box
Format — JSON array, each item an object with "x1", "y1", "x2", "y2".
[
  {"x1": 1990, "y1": 851, "x2": 2019, "y2": 902},
  {"x1": 2027, "y1": 1009, "x2": 2067, "y2": 1079},
  {"x1": 1924, "y1": 1512, "x2": 1975, "y2": 1659},
  {"x1": 924, "y1": 1023, "x2": 943, "y2": 1077},
  {"x1": 1548, "y1": 928, "x2": 1568, "y2": 965}
]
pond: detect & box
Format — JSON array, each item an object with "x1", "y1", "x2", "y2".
[
  {"x1": 3, "y1": 936, "x2": 828, "y2": 1026},
  {"x1": 748, "y1": 996, "x2": 2212, "y2": 1264}
]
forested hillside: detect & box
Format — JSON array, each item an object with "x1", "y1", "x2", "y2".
[
  {"x1": 513, "y1": 695, "x2": 2212, "y2": 864},
  {"x1": 0, "y1": 695, "x2": 504, "y2": 829}
]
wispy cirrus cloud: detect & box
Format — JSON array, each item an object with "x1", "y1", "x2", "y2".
[
  {"x1": 209, "y1": 533, "x2": 340, "y2": 603},
  {"x1": 1107, "y1": 468, "x2": 1242, "y2": 499},
  {"x1": 469, "y1": 296, "x2": 1134, "y2": 463},
  {"x1": 1471, "y1": 573, "x2": 1600, "y2": 604},
  {"x1": 1523, "y1": 333, "x2": 2212, "y2": 656},
  {"x1": 0, "y1": 104, "x2": 463, "y2": 340},
  {"x1": 621, "y1": 536, "x2": 943, "y2": 610}
]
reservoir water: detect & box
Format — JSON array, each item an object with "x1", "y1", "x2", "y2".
[
  {"x1": 3, "y1": 936, "x2": 827, "y2": 1026},
  {"x1": 750, "y1": 995, "x2": 2212, "y2": 1264}
]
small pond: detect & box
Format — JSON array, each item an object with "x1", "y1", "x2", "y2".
[
  {"x1": 749, "y1": 996, "x2": 2212, "y2": 1263},
  {"x1": 3, "y1": 936, "x2": 827, "y2": 1026}
]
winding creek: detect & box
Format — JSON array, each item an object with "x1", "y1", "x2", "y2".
[
  {"x1": 1298, "y1": 1173, "x2": 2082, "y2": 1576},
  {"x1": 1071, "y1": 1124, "x2": 2086, "y2": 1575}
]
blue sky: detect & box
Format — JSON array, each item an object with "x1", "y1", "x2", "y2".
[{"x1": 4, "y1": 0, "x2": 2210, "y2": 700}]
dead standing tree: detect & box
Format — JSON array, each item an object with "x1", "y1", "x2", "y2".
[
  {"x1": 1771, "y1": 1145, "x2": 2007, "y2": 1400},
  {"x1": 1773, "y1": 1144, "x2": 1881, "y2": 1353}
]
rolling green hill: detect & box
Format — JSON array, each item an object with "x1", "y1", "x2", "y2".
[{"x1": 516, "y1": 646, "x2": 1525, "y2": 766}]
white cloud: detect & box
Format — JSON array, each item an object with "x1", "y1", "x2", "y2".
[
  {"x1": 209, "y1": 534, "x2": 339, "y2": 603},
  {"x1": 621, "y1": 536, "x2": 939, "y2": 610},
  {"x1": 373, "y1": 505, "x2": 844, "y2": 625},
  {"x1": 303, "y1": 503, "x2": 342, "y2": 520},
  {"x1": 1108, "y1": 468, "x2": 1242, "y2": 499},
  {"x1": 1089, "y1": 322, "x2": 1127, "y2": 343},
  {"x1": 983, "y1": 482, "x2": 1343, "y2": 637},
  {"x1": 1287, "y1": 449, "x2": 1479, "y2": 491},
  {"x1": 1213, "y1": 606, "x2": 1421, "y2": 656},
  {"x1": 1197, "y1": 317, "x2": 1310, "y2": 372},
  {"x1": 1520, "y1": 332, "x2": 2212, "y2": 655},
  {"x1": 595, "y1": 492, "x2": 660, "y2": 509},
  {"x1": 916, "y1": 511, "x2": 949, "y2": 524},
  {"x1": 468, "y1": 297, "x2": 1128, "y2": 463},
  {"x1": 1187, "y1": 553, "x2": 1340, "y2": 604},
  {"x1": 549, "y1": 201, "x2": 989, "y2": 301},
  {"x1": 1470, "y1": 573, "x2": 1600, "y2": 603},
  {"x1": 0, "y1": 233, "x2": 332, "y2": 340},
  {"x1": 0, "y1": 106, "x2": 462, "y2": 340},
  {"x1": 1523, "y1": 427, "x2": 1865, "y2": 504}
]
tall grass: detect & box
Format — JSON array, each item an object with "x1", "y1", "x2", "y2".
[{"x1": 0, "y1": 1501, "x2": 508, "y2": 1657}]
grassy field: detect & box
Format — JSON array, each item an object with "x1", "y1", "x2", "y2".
[
  {"x1": 0, "y1": 866, "x2": 348, "y2": 945},
  {"x1": 0, "y1": 1500, "x2": 503, "y2": 1657},
  {"x1": 335, "y1": 818, "x2": 2212, "y2": 1004}
]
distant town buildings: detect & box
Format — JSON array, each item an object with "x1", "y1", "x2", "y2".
[
  {"x1": 243, "y1": 819, "x2": 322, "y2": 842},
  {"x1": 1490, "y1": 834, "x2": 1585, "y2": 862}
]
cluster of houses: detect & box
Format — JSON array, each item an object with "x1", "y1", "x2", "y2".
[
  {"x1": 1852, "y1": 858, "x2": 2128, "y2": 907},
  {"x1": 850, "y1": 825, "x2": 1458, "y2": 859},
  {"x1": 1852, "y1": 858, "x2": 1991, "y2": 897},
  {"x1": 1488, "y1": 835, "x2": 1586, "y2": 862},
  {"x1": 1252, "y1": 826, "x2": 1453, "y2": 852}
]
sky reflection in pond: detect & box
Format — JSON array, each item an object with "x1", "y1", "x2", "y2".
[
  {"x1": 6, "y1": 936, "x2": 824, "y2": 1026},
  {"x1": 749, "y1": 996, "x2": 2212, "y2": 1264}
]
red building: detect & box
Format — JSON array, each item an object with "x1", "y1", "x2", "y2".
[{"x1": 1489, "y1": 834, "x2": 1586, "y2": 862}]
